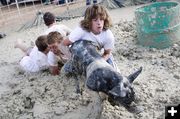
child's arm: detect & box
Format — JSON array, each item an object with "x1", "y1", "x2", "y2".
[
  {"x1": 49, "y1": 66, "x2": 59, "y2": 75},
  {"x1": 63, "y1": 38, "x2": 72, "y2": 46},
  {"x1": 102, "y1": 49, "x2": 111, "y2": 61},
  {"x1": 63, "y1": 26, "x2": 84, "y2": 46}
]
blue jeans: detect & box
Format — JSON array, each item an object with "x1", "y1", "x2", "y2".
[
  {"x1": 86, "y1": 0, "x2": 97, "y2": 5},
  {"x1": 107, "y1": 57, "x2": 120, "y2": 72},
  {"x1": 106, "y1": 58, "x2": 114, "y2": 67}
]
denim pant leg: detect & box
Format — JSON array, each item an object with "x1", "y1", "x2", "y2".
[
  {"x1": 86, "y1": 0, "x2": 91, "y2": 5},
  {"x1": 106, "y1": 57, "x2": 120, "y2": 72},
  {"x1": 93, "y1": 0, "x2": 97, "y2": 4},
  {"x1": 106, "y1": 58, "x2": 114, "y2": 67}
]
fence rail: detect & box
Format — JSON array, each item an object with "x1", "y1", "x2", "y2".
[{"x1": 0, "y1": 0, "x2": 85, "y2": 33}]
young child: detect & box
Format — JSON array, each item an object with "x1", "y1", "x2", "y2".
[
  {"x1": 42, "y1": 12, "x2": 72, "y2": 75},
  {"x1": 43, "y1": 12, "x2": 72, "y2": 36},
  {"x1": 63, "y1": 4, "x2": 119, "y2": 71},
  {"x1": 47, "y1": 31, "x2": 71, "y2": 75},
  {"x1": 15, "y1": 35, "x2": 50, "y2": 73}
]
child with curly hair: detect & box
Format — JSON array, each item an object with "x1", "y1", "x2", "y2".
[{"x1": 63, "y1": 4, "x2": 118, "y2": 71}]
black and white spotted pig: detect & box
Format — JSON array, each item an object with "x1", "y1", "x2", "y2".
[{"x1": 63, "y1": 40, "x2": 142, "y2": 105}]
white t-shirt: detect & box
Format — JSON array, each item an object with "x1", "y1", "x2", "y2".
[
  {"x1": 43, "y1": 24, "x2": 72, "y2": 37},
  {"x1": 20, "y1": 46, "x2": 49, "y2": 73},
  {"x1": 69, "y1": 26, "x2": 115, "y2": 50}
]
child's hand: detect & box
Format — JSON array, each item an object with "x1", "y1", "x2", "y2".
[{"x1": 50, "y1": 66, "x2": 59, "y2": 75}]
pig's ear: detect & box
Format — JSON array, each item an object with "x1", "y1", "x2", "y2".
[
  {"x1": 127, "y1": 67, "x2": 142, "y2": 83},
  {"x1": 108, "y1": 84, "x2": 126, "y2": 98}
]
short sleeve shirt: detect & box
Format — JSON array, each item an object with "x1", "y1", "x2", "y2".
[
  {"x1": 43, "y1": 24, "x2": 72, "y2": 37},
  {"x1": 68, "y1": 26, "x2": 115, "y2": 50},
  {"x1": 20, "y1": 46, "x2": 49, "y2": 72}
]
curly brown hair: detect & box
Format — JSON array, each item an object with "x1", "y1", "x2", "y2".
[{"x1": 80, "y1": 4, "x2": 112, "y2": 32}]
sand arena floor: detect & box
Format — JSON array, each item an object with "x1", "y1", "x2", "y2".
[{"x1": 0, "y1": 2, "x2": 180, "y2": 119}]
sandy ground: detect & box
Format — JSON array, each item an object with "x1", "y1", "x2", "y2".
[{"x1": 0, "y1": 5, "x2": 180, "y2": 119}]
